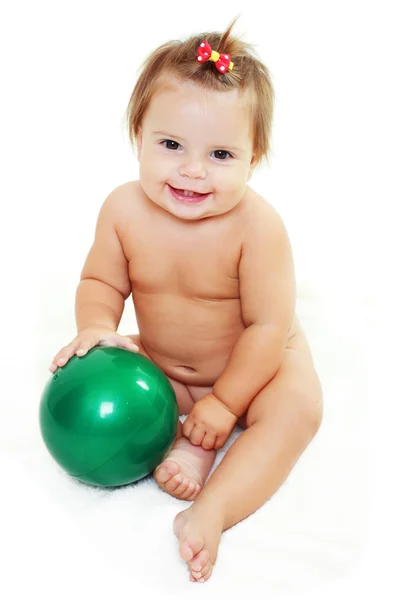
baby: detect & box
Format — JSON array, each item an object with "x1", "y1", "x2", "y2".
[{"x1": 50, "y1": 20, "x2": 323, "y2": 583}]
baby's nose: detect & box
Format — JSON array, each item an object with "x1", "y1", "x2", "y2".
[{"x1": 179, "y1": 161, "x2": 206, "y2": 179}]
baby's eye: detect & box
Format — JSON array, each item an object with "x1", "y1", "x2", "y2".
[
  {"x1": 162, "y1": 139, "x2": 181, "y2": 150},
  {"x1": 212, "y1": 150, "x2": 232, "y2": 160}
]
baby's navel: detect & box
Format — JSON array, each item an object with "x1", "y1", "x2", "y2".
[{"x1": 176, "y1": 365, "x2": 197, "y2": 374}]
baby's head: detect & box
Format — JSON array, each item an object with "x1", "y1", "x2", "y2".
[{"x1": 125, "y1": 20, "x2": 274, "y2": 220}]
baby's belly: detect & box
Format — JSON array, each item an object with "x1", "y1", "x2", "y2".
[{"x1": 132, "y1": 291, "x2": 245, "y2": 386}]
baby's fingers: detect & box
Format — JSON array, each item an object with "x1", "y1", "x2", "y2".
[
  {"x1": 49, "y1": 340, "x2": 81, "y2": 372},
  {"x1": 118, "y1": 336, "x2": 139, "y2": 352},
  {"x1": 49, "y1": 333, "x2": 139, "y2": 373},
  {"x1": 99, "y1": 335, "x2": 139, "y2": 353},
  {"x1": 201, "y1": 432, "x2": 217, "y2": 451},
  {"x1": 75, "y1": 340, "x2": 97, "y2": 358}
]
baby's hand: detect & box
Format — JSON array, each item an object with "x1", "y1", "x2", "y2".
[
  {"x1": 182, "y1": 393, "x2": 238, "y2": 450},
  {"x1": 49, "y1": 326, "x2": 139, "y2": 373}
]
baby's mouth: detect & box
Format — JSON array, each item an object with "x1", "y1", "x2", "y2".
[{"x1": 167, "y1": 184, "x2": 210, "y2": 203}]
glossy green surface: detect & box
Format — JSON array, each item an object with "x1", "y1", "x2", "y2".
[{"x1": 39, "y1": 347, "x2": 178, "y2": 487}]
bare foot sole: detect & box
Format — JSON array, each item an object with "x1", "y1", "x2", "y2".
[
  {"x1": 154, "y1": 436, "x2": 216, "y2": 501},
  {"x1": 173, "y1": 506, "x2": 223, "y2": 582}
]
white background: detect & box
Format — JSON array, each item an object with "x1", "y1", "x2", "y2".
[{"x1": 1, "y1": 0, "x2": 399, "y2": 597}]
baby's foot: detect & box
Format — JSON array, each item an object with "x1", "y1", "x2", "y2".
[
  {"x1": 154, "y1": 436, "x2": 216, "y2": 501},
  {"x1": 173, "y1": 505, "x2": 224, "y2": 583}
]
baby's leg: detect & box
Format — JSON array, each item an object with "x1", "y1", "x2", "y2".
[
  {"x1": 174, "y1": 319, "x2": 323, "y2": 582},
  {"x1": 128, "y1": 335, "x2": 216, "y2": 500}
]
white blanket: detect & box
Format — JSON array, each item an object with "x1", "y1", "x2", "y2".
[{"x1": 1, "y1": 281, "x2": 371, "y2": 599}]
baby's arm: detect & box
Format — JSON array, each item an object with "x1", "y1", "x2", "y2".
[
  {"x1": 212, "y1": 205, "x2": 296, "y2": 417},
  {"x1": 49, "y1": 187, "x2": 138, "y2": 372},
  {"x1": 182, "y1": 204, "x2": 296, "y2": 449},
  {"x1": 76, "y1": 189, "x2": 132, "y2": 333}
]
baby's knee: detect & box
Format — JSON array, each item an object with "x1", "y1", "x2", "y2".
[
  {"x1": 307, "y1": 378, "x2": 323, "y2": 435},
  {"x1": 293, "y1": 377, "x2": 323, "y2": 438}
]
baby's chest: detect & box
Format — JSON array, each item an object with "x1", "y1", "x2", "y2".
[{"x1": 128, "y1": 239, "x2": 240, "y2": 300}]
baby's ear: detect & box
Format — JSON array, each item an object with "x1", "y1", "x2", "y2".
[
  {"x1": 247, "y1": 154, "x2": 256, "y2": 181},
  {"x1": 136, "y1": 128, "x2": 143, "y2": 160}
]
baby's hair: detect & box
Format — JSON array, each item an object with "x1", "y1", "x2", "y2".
[{"x1": 125, "y1": 17, "x2": 274, "y2": 167}]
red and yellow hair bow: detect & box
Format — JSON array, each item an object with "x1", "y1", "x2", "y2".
[{"x1": 197, "y1": 41, "x2": 234, "y2": 74}]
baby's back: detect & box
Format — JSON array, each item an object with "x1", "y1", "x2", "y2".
[{"x1": 116, "y1": 181, "x2": 263, "y2": 386}]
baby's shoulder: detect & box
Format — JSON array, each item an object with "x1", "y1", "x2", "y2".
[
  {"x1": 104, "y1": 180, "x2": 141, "y2": 208},
  {"x1": 100, "y1": 180, "x2": 144, "y2": 222},
  {"x1": 240, "y1": 188, "x2": 287, "y2": 237}
]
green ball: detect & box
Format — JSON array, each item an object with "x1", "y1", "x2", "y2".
[{"x1": 39, "y1": 346, "x2": 178, "y2": 487}]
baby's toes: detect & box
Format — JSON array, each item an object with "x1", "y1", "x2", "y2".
[
  {"x1": 164, "y1": 473, "x2": 183, "y2": 493},
  {"x1": 186, "y1": 482, "x2": 201, "y2": 501},
  {"x1": 171, "y1": 478, "x2": 202, "y2": 500},
  {"x1": 191, "y1": 565, "x2": 213, "y2": 582},
  {"x1": 173, "y1": 479, "x2": 198, "y2": 500},
  {"x1": 189, "y1": 549, "x2": 210, "y2": 579},
  {"x1": 154, "y1": 460, "x2": 180, "y2": 484},
  {"x1": 191, "y1": 563, "x2": 212, "y2": 583},
  {"x1": 200, "y1": 567, "x2": 213, "y2": 582},
  {"x1": 171, "y1": 478, "x2": 192, "y2": 498},
  {"x1": 182, "y1": 480, "x2": 198, "y2": 500}
]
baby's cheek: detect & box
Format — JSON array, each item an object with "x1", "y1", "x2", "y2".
[
  {"x1": 221, "y1": 176, "x2": 247, "y2": 204},
  {"x1": 140, "y1": 162, "x2": 163, "y2": 196}
]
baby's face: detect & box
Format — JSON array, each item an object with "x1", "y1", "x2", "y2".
[{"x1": 137, "y1": 78, "x2": 255, "y2": 221}]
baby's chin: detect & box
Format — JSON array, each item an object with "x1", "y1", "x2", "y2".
[{"x1": 165, "y1": 201, "x2": 214, "y2": 221}]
